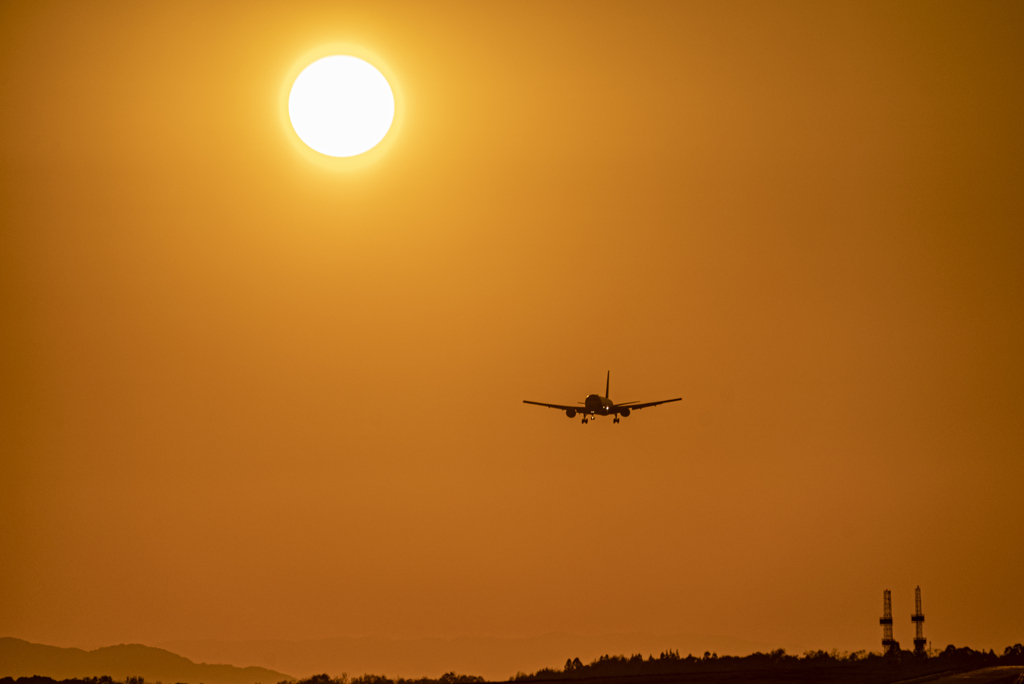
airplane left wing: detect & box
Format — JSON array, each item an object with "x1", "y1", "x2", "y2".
[{"x1": 617, "y1": 398, "x2": 681, "y2": 411}]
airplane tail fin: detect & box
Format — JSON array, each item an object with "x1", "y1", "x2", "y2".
[{"x1": 605, "y1": 371, "x2": 610, "y2": 399}]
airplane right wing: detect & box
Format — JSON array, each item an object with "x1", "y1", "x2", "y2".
[{"x1": 523, "y1": 400, "x2": 581, "y2": 411}]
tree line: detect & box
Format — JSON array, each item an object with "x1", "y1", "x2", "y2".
[{"x1": 507, "y1": 643, "x2": 1024, "y2": 680}]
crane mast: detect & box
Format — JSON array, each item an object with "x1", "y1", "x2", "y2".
[{"x1": 912, "y1": 586, "x2": 926, "y2": 655}]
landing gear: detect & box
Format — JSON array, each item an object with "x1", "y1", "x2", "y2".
[
  {"x1": 581, "y1": 416, "x2": 589, "y2": 424},
  {"x1": 613, "y1": 417, "x2": 620, "y2": 424}
]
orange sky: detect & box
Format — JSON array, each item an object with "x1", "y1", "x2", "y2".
[{"x1": 1, "y1": 0, "x2": 1022, "y2": 674}]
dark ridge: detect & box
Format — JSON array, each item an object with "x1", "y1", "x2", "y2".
[{"x1": 4, "y1": 643, "x2": 1023, "y2": 684}]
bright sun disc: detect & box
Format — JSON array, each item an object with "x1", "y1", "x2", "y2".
[{"x1": 288, "y1": 55, "x2": 395, "y2": 157}]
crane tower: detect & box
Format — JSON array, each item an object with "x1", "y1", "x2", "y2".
[
  {"x1": 880, "y1": 589, "x2": 899, "y2": 655},
  {"x1": 912, "y1": 586, "x2": 926, "y2": 655}
]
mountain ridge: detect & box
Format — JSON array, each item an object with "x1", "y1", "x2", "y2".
[{"x1": 0, "y1": 638, "x2": 292, "y2": 684}]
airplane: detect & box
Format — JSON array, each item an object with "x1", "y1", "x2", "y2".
[{"x1": 524, "y1": 372, "x2": 681, "y2": 424}]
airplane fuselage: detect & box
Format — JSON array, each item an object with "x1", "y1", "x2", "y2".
[{"x1": 583, "y1": 393, "x2": 614, "y2": 415}]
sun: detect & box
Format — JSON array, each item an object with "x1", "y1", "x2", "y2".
[{"x1": 288, "y1": 55, "x2": 395, "y2": 158}]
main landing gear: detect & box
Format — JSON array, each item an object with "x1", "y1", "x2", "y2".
[{"x1": 581, "y1": 416, "x2": 622, "y2": 424}]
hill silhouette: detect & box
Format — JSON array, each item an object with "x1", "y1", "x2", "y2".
[{"x1": 0, "y1": 638, "x2": 292, "y2": 684}]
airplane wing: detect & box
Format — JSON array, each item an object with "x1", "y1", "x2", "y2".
[
  {"x1": 617, "y1": 398, "x2": 681, "y2": 411},
  {"x1": 523, "y1": 400, "x2": 581, "y2": 411}
]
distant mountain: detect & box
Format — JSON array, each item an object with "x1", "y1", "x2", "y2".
[
  {"x1": 159, "y1": 632, "x2": 774, "y2": 681},
  {"x1": 0, "y1": 638, "x2": 292, "y2": 684}
]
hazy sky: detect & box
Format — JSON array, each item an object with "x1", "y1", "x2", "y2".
[{"x1": 1, "y1": 0, "x2": 1022, "y2": 670}]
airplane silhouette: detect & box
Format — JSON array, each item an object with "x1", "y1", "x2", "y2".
[{"x1": 524, "y1": 372, "x2": 681, "y2": 424}]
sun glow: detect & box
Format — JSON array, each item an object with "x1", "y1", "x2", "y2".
[{"x1": 288, "y1": 55, "x2": 395, "y2": 157}]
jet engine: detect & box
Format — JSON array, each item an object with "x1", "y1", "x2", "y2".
[
  {"x1": 565, "y1": 409, "x2": 577, "y2": 418},
  {"x1": 619, "y1": 408, "x2": 630, "y2": 418}
]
